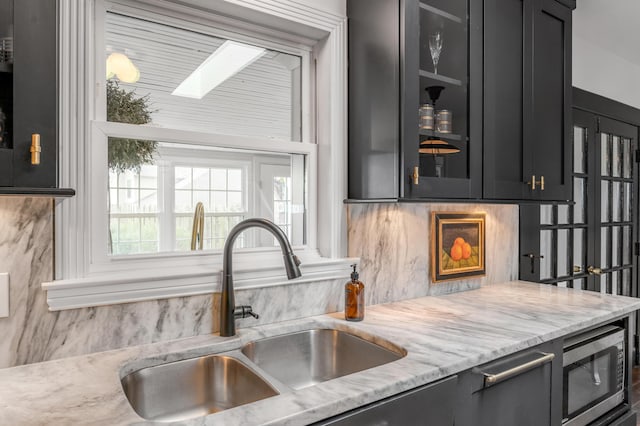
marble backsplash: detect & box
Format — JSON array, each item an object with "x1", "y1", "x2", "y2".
[
  {"x1": 0, "y1": 198, "x2": 518, "y2": 368},
  {"x1": 0, "y1": 197, "x2": 347, "y2": 368},
  {"x1": 347, "y1": 203, "x2": 519, "y2": 302}
]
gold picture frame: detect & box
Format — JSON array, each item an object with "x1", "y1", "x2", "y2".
[{"x1": 431, "y1": 212, "x2": 486, "y2": 282}]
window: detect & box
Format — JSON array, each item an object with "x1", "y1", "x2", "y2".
[{"x1": 51, "y1": 0, "x2": 348, "y2": 310}]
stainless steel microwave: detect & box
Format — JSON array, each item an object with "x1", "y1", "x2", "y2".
[{"x1": 562, "y1": 325, "x2": 625, "y2": 426}]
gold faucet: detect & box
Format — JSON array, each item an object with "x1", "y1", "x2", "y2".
[{"x1": 191, "y1": 202, "x2": 205, "y2": 250}]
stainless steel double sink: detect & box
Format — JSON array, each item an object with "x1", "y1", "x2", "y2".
[{"x1": 121, "y1": 328, "x2": 405, "y2": 422}]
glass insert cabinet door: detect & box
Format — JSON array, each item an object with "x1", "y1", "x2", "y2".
[
  {"x1": 520, "y1": 109, "x2": 638, "y2": 297},
  {"x1": 402, "y1": 0, "x2": 482, "y2": 199}
]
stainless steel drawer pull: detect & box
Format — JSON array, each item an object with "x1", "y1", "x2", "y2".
[{"x1": 481, "y1": 352, "x2": 555, "y2": 387}]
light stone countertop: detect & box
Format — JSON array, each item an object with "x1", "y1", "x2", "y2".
[{"x1": 2, "y1": 281, "x2": 640, "y2": 426}]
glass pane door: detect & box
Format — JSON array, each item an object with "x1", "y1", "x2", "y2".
[
  {"x1": 417, "y1": 0, "x2": 469, "y2": 179},
  {"x1": 526, "y1": 110, "x2": 638, "y2": 297},
  {"x1": 594, "y1": 117, "x2": 637, "y2": 295}
]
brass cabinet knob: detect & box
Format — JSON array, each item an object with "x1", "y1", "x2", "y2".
[
  {"x1": 30, "y1": 134, "x2": 41, "y2": 165},
  {"x1": 411, "y1": 166, "x2": 419, "y2": 185},
  {"x1": 587, "y1": 266, "x2": 603, "y2": 275},
  {"x1": 573, "y1": 265, "x2": 582, "y2": 273}
]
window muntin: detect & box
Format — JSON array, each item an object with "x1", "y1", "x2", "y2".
[{"x1": 104, "y1": 11, "x2": 302, "y2": 141}]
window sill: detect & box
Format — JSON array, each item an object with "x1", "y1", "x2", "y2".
[{"x1": 43, "y1": 256, "x2": 357, "y2": 311}]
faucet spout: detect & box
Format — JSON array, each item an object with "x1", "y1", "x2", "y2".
[
  {"x1": 191, "y1": 202, "x2": 205, "y2": 250},
  {"x1": 220, "y1": 218, "x2": 301, "y2": 337}
]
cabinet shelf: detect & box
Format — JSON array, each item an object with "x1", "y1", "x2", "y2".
[
  {"x1": 419, "y1": 70, "x2": 463, "y2": 86},
  {"x1": 0, "y1": 63, "x2": 12, "y2": 73},
  {"x1": 419, "y1": 2, "x2": 462, "y2": 24},
  {"x1": 419, "y1": 130, "x2": 463, "y2": 141}
]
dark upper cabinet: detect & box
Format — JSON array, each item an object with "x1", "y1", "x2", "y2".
[
  {"x1": 348, "y1": 0, "x2": 573, "y2": 202},
  {"x1": 0, "y1": 0, "x2": 71, "y2": 194},
  {"x1": 484, "y1": 0, "x2": 573, "y2": 201},
  {"x1": 347, "y1": 0, "x2": 400, "y2": 200},
  {"x1": 348, "y1": 0, "x2": 482, "y2": 200}
]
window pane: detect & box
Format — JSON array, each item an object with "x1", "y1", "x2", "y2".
[
  {"x1": 105, "y1": 12, "x2": 302, "y2": 141},
  {"x1": 573, "y1": 228, "x2": 584, "y2": 272},
  {"x1": 601, "y1": 181, "x2": 610, "y2": 222},
  {"x1": 623, "y1": 226, "x2": 631, "y2": 265},
  {"x1": 601, "y1": 227, "x2": 609, "y2": 268},
  {"x1": 612, "y1": 181, "x2": 622, "y2": 222},
  {"x1": 601, "y1": 134, "x2": 610, "y2": 176},
  {"x1": 573, "y1": 178, "x2": 585, "y2": 224},
  {"x1": 540, "y1": 205, "x2": 553, "y2": 225},
  {"x1": 612, "y1": 136, "x2": 621, "y2": 177},
  {"x1": 573, "y1": 126, "x2": 586, "y2": 173},
  {"x1": 611, "y1": 226, "x2": 620, "y2": 267},
  {"x1": 558, "y1": 205, "x2": 569, "y2": 225},
  {"x1": 540, "y1": 230, "x2": 553, "y2": 280},
  {"x1": 557, "y1": 229, "x2": 569, "y2": 277},
  {"x1": 107, "y1": 139, "x2": 305, "y2": 255},
  {"x1": 623, "y1": 138, "x2": 632, "y2": 178}
]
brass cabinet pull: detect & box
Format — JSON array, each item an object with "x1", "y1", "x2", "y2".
[
  {"x1": 527, "y1": 175, "x2": 544, "y2": 191},
  {"x1": 411, "y1": 166, "x2": 419, "y2": 185},
  {"x1": 587, "y1": 266, "x2": 603, "y2": 275},
  {"x1": 30, "y1": 134, "x2": 41, "y2": 165},
  {"x1": 573, "y1": 265, "x2": 582, "y2": 273}
]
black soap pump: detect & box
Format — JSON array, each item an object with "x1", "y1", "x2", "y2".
[{"x1": 345, "y1": 264, "x2": 364, "y2": 321}]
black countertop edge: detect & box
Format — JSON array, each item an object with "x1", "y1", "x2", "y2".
[
  {"x1": 0, "y1": 187, "x2": 75, "y2": 198},
  {"x1": 344, "y1": 198, "x2": 574, "y2": 205}
]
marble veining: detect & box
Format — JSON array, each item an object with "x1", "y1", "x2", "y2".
[
  {"x1": 1, "y1": 281, "x2": 639, "y2": 425},
  {"x1": 0, "y1": 197, "x2": 346, "y2": 368},
  {"x1": 347, "y1": 203, "x2": 519, "y2": 300},
  {"x1": 0, "y1": 198, "x2": 516, "y2": 368}
]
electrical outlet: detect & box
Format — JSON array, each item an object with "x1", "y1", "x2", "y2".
[{"x1": 0, "y1": 273, "x2": 8, "y2": 318}]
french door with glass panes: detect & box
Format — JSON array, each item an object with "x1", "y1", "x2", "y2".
[{"x1": 520, "y1": 108, "x2": 639, "y2": 296}]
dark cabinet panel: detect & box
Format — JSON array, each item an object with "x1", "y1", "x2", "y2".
[
  {"x1": 530, "y1": 0, "x2": 572, "y2": 200},
  {"x1": 12, "y1": 0, "x2": 57, "y2": 188},
  {"x1": 455, "y1": 340, "x2": 563, "y2": 426},
  {"x1": 483, "y1": 0, "x2": 572, "y2": 201},
  {"x1": 347, "y1": 0, "x2": 400, "y2": 199},
  {"x1": 313, "y1": 375, "x2": 456, "y2": 425},
  {"x1": 483, "y1": 0, "x2": 527, "y2": 199}
]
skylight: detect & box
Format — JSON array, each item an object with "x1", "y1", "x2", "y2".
[{"x1": 172, "y1": 40, "x2": 266, "y2": 99}]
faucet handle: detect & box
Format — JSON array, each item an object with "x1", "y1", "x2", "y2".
[
  {"x1": 234, "y1": 305, "x2": 259, "y2": 320},
  {"x1": 293, "y1": 255, "x2": 301, "y2": 266}
]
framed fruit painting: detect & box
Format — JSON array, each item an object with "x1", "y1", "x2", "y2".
[{"x1": 431, "y1": 212, "x2": 485, "y2": 282}]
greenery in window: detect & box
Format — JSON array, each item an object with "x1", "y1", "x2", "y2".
[{"x1": 106, "y1": 80, "x2": 157, "y2": 173}]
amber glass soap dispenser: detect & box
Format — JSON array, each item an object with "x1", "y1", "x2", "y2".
[{"x1": 345, "y1": 264, "x2": 364, "y2": 321}]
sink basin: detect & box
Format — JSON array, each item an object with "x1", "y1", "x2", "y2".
[
  {"x1": 121, "y1": 355, "x2": 278, "y2": 422},
  {"x1": 241, "y1": 329, "x2": 405, "y2": 390}
]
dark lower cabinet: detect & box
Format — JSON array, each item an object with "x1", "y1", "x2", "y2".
[
  {"x1": 313, "y1": 375, "x2": 457, "y2": 425},
  {"x1": 455, "y1": 340, "x2": 563, "y2": 426}
]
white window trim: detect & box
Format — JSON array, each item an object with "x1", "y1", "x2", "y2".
[{"x1": 50, "y1": 0, "x2": 349, "y2": 311}]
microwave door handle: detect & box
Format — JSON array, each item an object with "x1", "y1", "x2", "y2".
[{"x1": 591, "y1": 364, "x2": 601, "y2": 386}]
